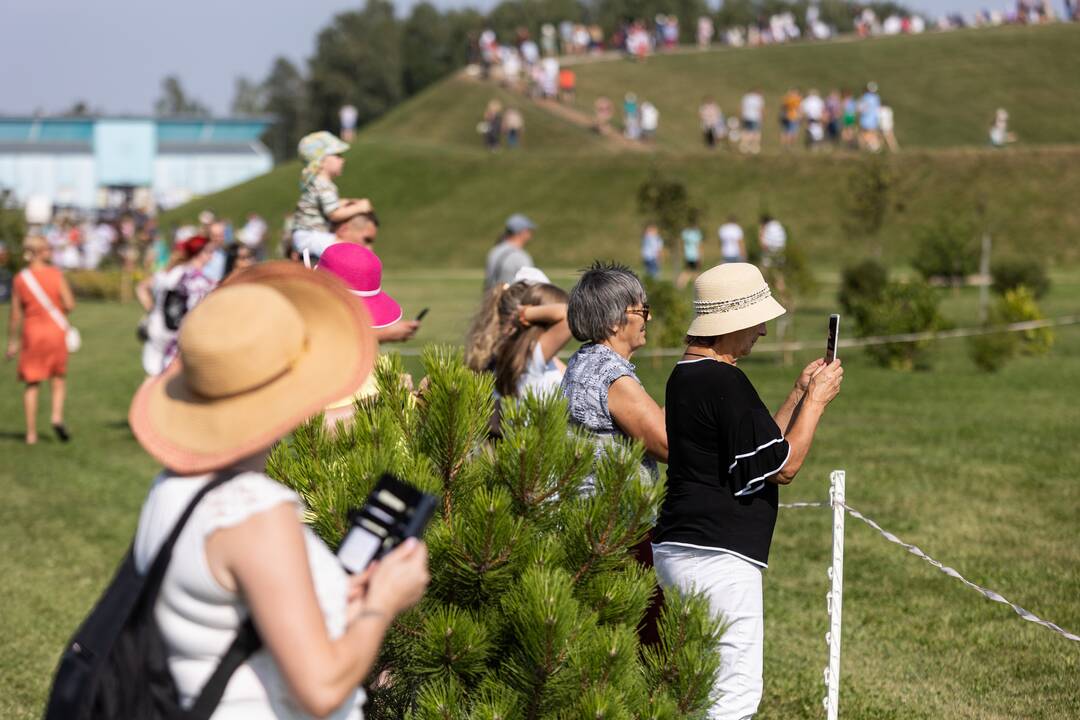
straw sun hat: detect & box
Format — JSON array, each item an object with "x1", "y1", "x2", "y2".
[
  {"x1": 685, "y1": 263, "x2": 786, "y2": 337},
  {"x1": 129, "y1": 261, "x2": 376, "y2": 475}
]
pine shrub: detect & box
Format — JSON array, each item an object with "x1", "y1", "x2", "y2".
[
  {"x1": 911, "y1": 216, "x2": 979, "y2": 286},
  {"x1": 991, "y1": 258, "x2": 1050, "y2": 299},
  {"x1": 268, "y1": 347, "x2": 723, "y2": 719}
]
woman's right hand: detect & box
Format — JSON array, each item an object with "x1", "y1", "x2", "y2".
[
  {"x1": 364, "y1": 538, "x2": 430, "y2": 616},
  {"x1": 805, "y1": 359, "x2": 843, "y2": 406}
]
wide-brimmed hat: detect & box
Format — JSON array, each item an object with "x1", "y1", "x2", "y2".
[
  {"x1": 129, "y1": 261, "x2": 376, "y2": 475},
  {"x1": 685, "y1": 263, "x2": 786, "y2": 337},
  {"x1": 316, "y1": 243, "x2": 402, "y2": 329}
]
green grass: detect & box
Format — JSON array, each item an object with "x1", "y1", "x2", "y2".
[
  {"x1": 573, "y1": 24, "x2": 1080, "y2": 152},
  {"x1": 161, "y1": 25, "x2": 1080, "y2": 269},
  {"x1": 2, "y1": 269, "x2": 1079, "y2": 719}
]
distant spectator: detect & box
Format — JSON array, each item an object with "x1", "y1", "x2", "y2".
[
  {"x1": 699, "y1": 97, "x2": 722, "y2": 148},
  {"x1": 223, "y1": 243, "x2": 256, "y2": 280},
  {"x1": 780, "y1": 87, "x2": 802, "y2": 148},
  {"x1": 6, "y1": 235, "x2": 76, "y2": 444},
  {"x1": 291, "y1": 131, "x2": 371, "y2": 265},
  {"x1": 482, "y1": 99, "x2": 504, "y2": 151},
  {"x1": 641, "y1": 223, "x2": 664, "y2": 279},
  {"x1": 135, "y1": 234, "x2": 217, "y2": 376},
  {"x1": 640, "y1": 101, "x2": 660, "y2": 142},
  {"x1": 719, "y1": 216, "x2": 747, "y2": 263},
  {"x1": 802, "y1": 88, "x2": 826, "y2": 149},
  {"x1": 989, "y1": 107, "x2": 1018, "y2": 147},
  {"x1": 760, "y1": 216, "x2": 786, "y2": 273},
  {"x1": 504, "y1": 107, "x2": 524, "y2": 148},
  {"x1": 484, "y1": 214, "x2": 536, "y2": 291},
  {"x1": 858, "y1": 82, "x2": 883, "y2": 151},
  {"x1": 202, "y1": 221, "x2": 229, "y2": 282},
  {"x1": 623, "y1": 93, "x2": 641, "y2": 140},
  {"x1": 558, "y1": 68, "x2": 576, "y2": 103},
  {"x1": 741, "y1": 90, "x2": 764, "y2": 154},
  {"x1": 677, "y1": 210, "x2": 704, "y2": 289},
  {"x1": 541, "y1": 57, "x2": 560, "y2": 98},
  {"x1": 879, "y1": 102, "x2": 899, "y2": 152},
  {"x1": 697, "y1": 15, "x2": 715, "y2": 47},
  {"x1": 825, "y1": 89, "x2": 843, "y2": 143},
  {"x1": 841, "y1": 89, "x2": 858, "y2": 146},
  {"x1": 237, "y1": 212, "x2": 268, "y2": 258},
  {"x1": 594, "y1": 96, "x2": 614, "y2": 134}
]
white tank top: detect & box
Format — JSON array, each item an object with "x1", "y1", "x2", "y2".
[{"x1": 133, "y1": 471, "x2": 364, "y2": 719}]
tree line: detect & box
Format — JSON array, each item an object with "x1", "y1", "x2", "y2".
[{"x1": 153, "y1": 0, "x2": 913, "y2": 161}]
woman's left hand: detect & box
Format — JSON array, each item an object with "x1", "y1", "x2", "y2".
[{"x1": 795, "y1": 358, "x2": 826, "y2": 394}]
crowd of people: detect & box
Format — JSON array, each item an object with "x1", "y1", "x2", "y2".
[
  {"x1": 472, "y1": 2, "x2": 1074, "y2": 84},
  {"x1": 8, "y1": 122, "x2": 849, "y2": 718},
  {"x1": 698, "y1": 82, "x2": 899, "y2": 154}
]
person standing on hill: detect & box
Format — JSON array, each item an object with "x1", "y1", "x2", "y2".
[
  {"x1": 640, "y1": 101, "x2": 660, "y2": 143},
  {"x1": 641, "y1": 223, "x2": 665, "y2": 279},
  {"x1": 290, "y1": 131, "x2": 372, "y2": 266},
  {"x1": 6, "y1": 236, "x2": 76, "y2": 444},
  {"x1": 857, "y1": 82, "x2": 882, "y2": 151},
  {"x1": 504, "y1": 107, "x2": 524, "y2": 148},
  {"x1": 719, "y1": 216, "x2": 747, "y2": 263},
  {"x1": 484, "y1": 214, "x2": 537, "y2": 291},
  {"x1": 699, "y1": 97, "x2": 722, "y2": 148},
  {"x1": 801, "y1": 88, "x2": 826, "y2": 149},
  {"x1": 740, "y1": 89, "x2": 764, "y2": 154},
  {"x1": 677, "y1": 210, "x2": 704, "y2": 289},
  {"x1": 779, "y1": 87, "x2": 802, "y2": 148}
]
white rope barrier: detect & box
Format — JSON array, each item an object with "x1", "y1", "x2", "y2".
[
  {"x1": 390, "y1": 314, "x2": 1080, "y2": 358},
  {"x1": 778, "y1": 501, "x2": 829, "y2": 509},
  {"x1": 840, "y1": 502, "x2": 1080, "y2": 643}
]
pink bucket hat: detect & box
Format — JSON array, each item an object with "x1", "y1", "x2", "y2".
[{"x1": 316, "y1": 243, "x2": 402, "y2": 329}]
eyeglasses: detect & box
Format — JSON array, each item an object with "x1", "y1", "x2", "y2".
[{"x1": 626, "y1": 304, "x2": 651, "y2": 323}]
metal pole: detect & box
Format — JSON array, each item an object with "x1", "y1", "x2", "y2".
[{"x1": 823, "y1": 470, "x2": 846, "y2": 720}]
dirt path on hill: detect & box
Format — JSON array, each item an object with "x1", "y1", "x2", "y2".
[{"x1": 462, "y1": 72, "x2": 652, "y2": 153}]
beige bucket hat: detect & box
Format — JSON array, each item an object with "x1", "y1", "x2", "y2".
[
  {"x1": 129, "y1": 261, "x2": 376, "y2": 475},
  {"x1": 686, "y1": 263, "x2": 786, "y2": 337}
]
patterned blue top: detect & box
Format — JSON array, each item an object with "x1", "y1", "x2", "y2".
[{"x1": 560, "y1": 342, "x2": 659, "y2": 493}]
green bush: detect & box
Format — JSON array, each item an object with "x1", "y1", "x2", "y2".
[
  {"x1": 269, "y1": 349, "x2": 723, "y2": 718},
  {"x1": 67, "y1": 270, "x2": 126, "y2": 301},
  {"x1": 838, "y1": 258, "x2": 888, "y2": 320},
  {"x1": 911, "y1": 216, "x2": 979, "y2": 285},
  {"x1": 991, "y1": 257, "x2": 1050, "y2": 299},
  {"x1": 967, "y1": 286, "x2": 1053, "y2": 372},
  {"x1": 853, "y1": 280, "x2": 948, "y2": 370},
  {"x1": 642, "y1": 277, "x2": 693, "y2": 349}
]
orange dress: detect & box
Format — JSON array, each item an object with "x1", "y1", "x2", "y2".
[{"x1": 13, "y1": 266, "x2": 69, "y2": 383}]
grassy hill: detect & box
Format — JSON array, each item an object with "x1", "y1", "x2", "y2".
[{"x1": 164, "y1": 24, "x2": 1080, "y2": 269}]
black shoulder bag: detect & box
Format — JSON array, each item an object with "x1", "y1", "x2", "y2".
[{"x1": 44, "y1": 472, "x2": 262, "y2": 720}]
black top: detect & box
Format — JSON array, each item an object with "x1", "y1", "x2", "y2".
[{"x1": 653, "y1": 359, "x2": 790, "y2": 566}]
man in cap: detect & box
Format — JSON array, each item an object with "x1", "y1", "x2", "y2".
[{"x1": 484, "y1": 213, "x2": 537, "y2": 291}]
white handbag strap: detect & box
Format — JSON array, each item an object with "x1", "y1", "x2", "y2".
[{"x1": 19, "y1": 269, "x2": 70, "y2": 333}]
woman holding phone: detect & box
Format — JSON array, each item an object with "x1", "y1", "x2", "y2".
[
  {"x1": 129, "y1": 262, "x2": 429, "y2": 718},
  {"x1": 651, "y1": 263, "x2": 842, "y2": 720}
]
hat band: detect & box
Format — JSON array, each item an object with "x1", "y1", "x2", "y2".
[
  {"x1": 694, "y1": 286, "x2": 772, "y2": 316},
  {"x1": 349, "y1": 287, "x2": 381, "y2": 298}
]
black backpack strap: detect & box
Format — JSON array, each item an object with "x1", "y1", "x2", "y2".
[
  {"x1": 185, "y1": 619, "x2": 262, "y2": 719},
  {"x1": 142, "y1": 472, "x2": 239, "y2": 596}
]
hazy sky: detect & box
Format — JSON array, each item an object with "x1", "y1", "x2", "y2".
[{"x1": 1, "y1": 0, "x2": 1054, "y2": 116}]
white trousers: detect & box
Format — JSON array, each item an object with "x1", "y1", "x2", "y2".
[
  {"x1": 292, "y1": 230, "x2": 338, "y2": 267},
  {"x1": 652, "y1": 544, "x2": 764, "y2": 720}
]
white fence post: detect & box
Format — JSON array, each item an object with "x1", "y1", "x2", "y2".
[{"x1": 823, "y1": 470, "x2": 846, "y2": 719}]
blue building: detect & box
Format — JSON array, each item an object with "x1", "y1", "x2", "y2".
[{"x1": 0, "y1": 115, "x2": 273, "y2": 211}]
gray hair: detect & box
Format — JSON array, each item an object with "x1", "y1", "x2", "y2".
[{"x1": 567, "y1": 261, "x2": 646, "y2": 343}]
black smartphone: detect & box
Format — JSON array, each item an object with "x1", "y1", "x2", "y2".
[
  {"x1": 336, "y1": 474, "x2": 437, "y2": 574},
  {"x1": 415, "y1": 307, "x2": 430, "y2": 322},
  {"x1": 825, "y1": 314, "x2": 840, "y2": 364}
]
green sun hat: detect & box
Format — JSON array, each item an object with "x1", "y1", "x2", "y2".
[{"x1": 298, "y1": 131, "x2": 351, "y2": 187}]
